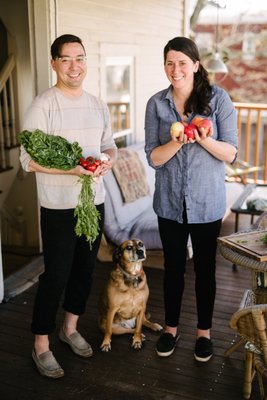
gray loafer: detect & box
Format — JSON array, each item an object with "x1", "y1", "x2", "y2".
[
  {"x1": 32, "y1": 349, "x2": 64, "y2": 378},
  {"x1": 59, "y1": 328, "x2": 93, "y2": 358}
]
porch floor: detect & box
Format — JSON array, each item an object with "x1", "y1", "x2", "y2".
[{"x1": 0, "y1": 213, "x2": 264, "y2": 400}]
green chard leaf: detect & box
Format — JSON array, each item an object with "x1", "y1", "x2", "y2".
[{"x1": 19, "y1": 129, "x2": 82, "y2": 169}]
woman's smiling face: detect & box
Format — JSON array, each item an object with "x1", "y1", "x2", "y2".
[{"x1": 164, "y1": 50, "x2": 199, "y2": 91}]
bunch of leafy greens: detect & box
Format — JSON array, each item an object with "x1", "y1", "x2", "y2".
[
  {"x1": 19, "y1": 129, "x2": 100, "y2": 248},
  {"x1": 19, "y1": 129, "x2": 82, "y2": 169}
]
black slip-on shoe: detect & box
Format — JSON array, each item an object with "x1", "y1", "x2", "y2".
[
  {"x1": 194, "y1": 337, "x2": 213, "y2": 362},
  {"x1": 155, "y1": 332, "x2": 180, "y2": 357}
]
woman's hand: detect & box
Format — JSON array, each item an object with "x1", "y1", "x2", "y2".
[
  {"x1": 194, "y1": 121, "x2": 213, "y2": 142},
  {"x1": 170, "y1": 121, "x2": 197, "y2": 144}
]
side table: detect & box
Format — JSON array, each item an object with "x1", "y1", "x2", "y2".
[
  {"x1": 218, "y1": 231, "x2": 267, "y2": 358},
  {"x1": 219, "y1": 243, "x2": 267, "y2": 301},
  {"x1": 218, "y1": 228, "x2": 267, "y2": 289},
  {"x1": 231, "y1": 183, "x2": 267, "y2": 232}
]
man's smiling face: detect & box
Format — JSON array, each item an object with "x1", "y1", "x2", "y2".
[{"x1": 51, "y1": 42, "x2": 87, "y2": 93}]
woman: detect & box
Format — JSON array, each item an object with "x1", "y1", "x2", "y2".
[{"x1": 145, "y1": 37, "x2": 237, "y2": 362}]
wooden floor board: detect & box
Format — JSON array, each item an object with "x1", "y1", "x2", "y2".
[{"x1": 0, "y1": 212, "x2": 265, "y2": 399}]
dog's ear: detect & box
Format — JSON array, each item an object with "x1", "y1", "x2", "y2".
[{"x1": 113, "y1": 246, "x2": 122, "y2": 263}]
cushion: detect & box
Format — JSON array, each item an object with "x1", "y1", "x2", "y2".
[
  {"x1": 103, "y1": 168, "x2": 152, "y2": 230},
  {"x1": 224, "y1": 181, "x2": 244, "y2": 221},
  {"x1": 112, "y1": 148, "x2": 150, "y2": 203},
  {"x1": 103, "y1": 144, "x2": 154, "y2": 230},
  {"x1": 104, "y1": 206, "x2": 162, "y2": 249},
  {"x1": 130, "y1": 208, "x2": 162, "y2": 249}
]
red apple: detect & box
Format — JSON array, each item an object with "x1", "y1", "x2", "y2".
[
  {"x1": 184, "y1": 123, "x2": 197, "y2": 140},
  {"x1": 191, "y1": 117, "x2": 212, "y2": 136},
  {"x1": 170, "y1": 121, "x2": 184, "y2": 139},
  {"x1": 191, "y1": 117, "x2": 203, "y2": 127},
  {"x1": 198, "y1": 118, "x2": 212, "y2": 136}
]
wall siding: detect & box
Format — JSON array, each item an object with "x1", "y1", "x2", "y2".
[{"x1": 57, "y1": 0, "x2": 185, "y2": 141}]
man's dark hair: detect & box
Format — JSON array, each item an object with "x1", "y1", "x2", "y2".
[
  {"x1": 51, "y1": 34, "x2": 86, "y2": 59},
  {"x1": 164, "y1": 37, "x2": 212, "y2": 116}
]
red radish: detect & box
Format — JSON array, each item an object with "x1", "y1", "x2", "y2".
[{"x1": 79, "y1": 156, "x2": 102, "y2": 172}]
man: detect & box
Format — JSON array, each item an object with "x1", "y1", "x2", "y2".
[{"x1": 20, "y1": 34, "x2": 117, "y2": 378}]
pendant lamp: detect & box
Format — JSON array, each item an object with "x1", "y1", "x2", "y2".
[{"x1": 206, "y1": 2, "x2": 228, "y2": 74}]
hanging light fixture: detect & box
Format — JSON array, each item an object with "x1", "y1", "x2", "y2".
[
  {"x1": 206, "y1": 2, "x2": 228, "y2": 74},
  {"x1": 206, "y1": 52, "x2": 228, "y2": 73}
]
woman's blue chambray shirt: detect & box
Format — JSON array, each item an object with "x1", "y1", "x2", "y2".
[{"x1": 145, "y1": 85, "x2": 238, "y2": 224}]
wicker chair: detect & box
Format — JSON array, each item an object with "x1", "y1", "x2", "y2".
[{"x1": 228, "y1": 289, "x2": 267, "y2": 399}]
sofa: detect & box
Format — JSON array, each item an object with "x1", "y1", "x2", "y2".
[{"x1": 97, "y1": 142, "x2": 244, "y2": 268}]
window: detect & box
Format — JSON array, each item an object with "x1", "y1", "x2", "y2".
[
  {"x1": 101, "y1": 44, "x2": 138, "y2": 147},
  {"x1": 106, "y1": 57, "x2": 133, "y2": 146}
]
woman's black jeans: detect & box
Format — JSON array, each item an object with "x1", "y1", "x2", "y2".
[
  {"x1": 158, "y1": 216, "x2": 222, "y2": 331},
  {"x1": 31, "y1": 204, "x2": 104, "y2": 335}
]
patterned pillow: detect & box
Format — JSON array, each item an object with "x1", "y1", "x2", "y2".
[{"x1": 112, "y1": 148, "x2": 150, "y2": 203}]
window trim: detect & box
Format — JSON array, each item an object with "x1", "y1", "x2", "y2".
[{"x1": 100, "y1": 43, "x2": 139, "y2": 144}]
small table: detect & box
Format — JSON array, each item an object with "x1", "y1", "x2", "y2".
[
  {"x1": 218, "y1": 229, "x2": 267, "y2": 292},
  {"x1": 218, "y1": 230, "x2": 267, "y2": 356},
  {"x1": 231, "y1": 183, "x2": 267, "y2": 232}
]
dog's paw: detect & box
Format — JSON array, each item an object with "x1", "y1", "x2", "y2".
[
  {"x1": 100, "y1": 342, "x2": 111, "y2": 352},
  {"x1": 132, "y1": 334, "x2": 143, "y2": 350},
  {"x1": 132, "y1": 340, "x2": 142, "y2": 350},
  {"x1": 154, "y1": 323, "x2": 163, "y2": 332}
]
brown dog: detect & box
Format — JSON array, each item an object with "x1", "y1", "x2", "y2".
[{"x1": 98, "y1": 239, "x2": 162, "y2": 352}]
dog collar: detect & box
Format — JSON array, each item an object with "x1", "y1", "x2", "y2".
[{"x1": 118, "y1": 266, "x2": 143, "y2": 288}]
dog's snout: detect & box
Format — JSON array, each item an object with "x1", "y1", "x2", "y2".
[{"x1": 136, "y1": 249, "x2": 144, "y2": 258}]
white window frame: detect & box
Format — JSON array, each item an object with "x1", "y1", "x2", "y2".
[{"x1": 100, "y1": 43, "x2": 139, "y2": 143}]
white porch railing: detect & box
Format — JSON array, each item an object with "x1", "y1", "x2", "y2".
[{"x1": 233, "y1": 102, "x2": 267, "y2": 184}]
